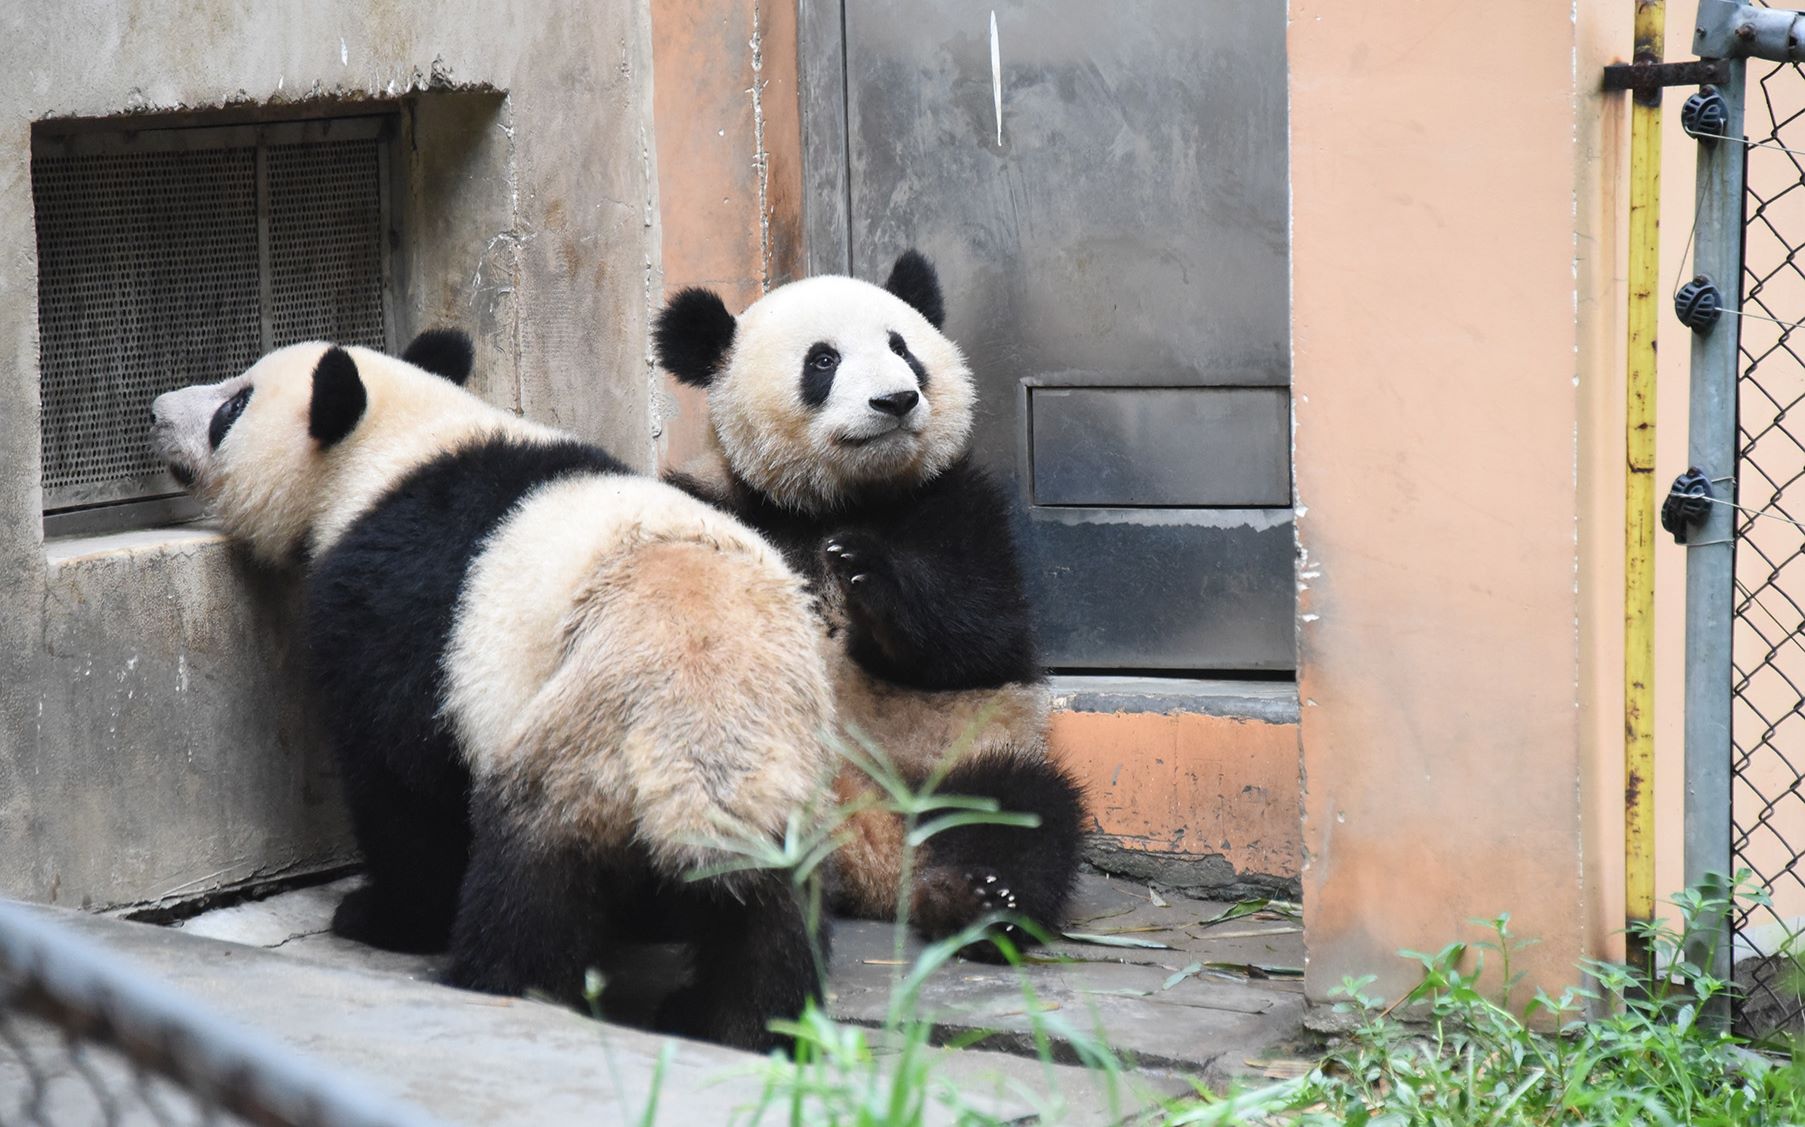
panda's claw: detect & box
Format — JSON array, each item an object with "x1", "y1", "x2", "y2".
[
  {"x1": 821, "y1": 532, "x2": 884, "y2": 589},
  {"x1": 965, "y1": 866, "x2": 1014, "y2": 915}
]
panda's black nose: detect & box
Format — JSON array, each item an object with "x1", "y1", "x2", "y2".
[{"x1": 869, "y1": 390, "x2": 920, "y2": 417}]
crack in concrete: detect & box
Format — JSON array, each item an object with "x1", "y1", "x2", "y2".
[{"x1": 264, "y1": 927, "x2": 332, "y2": 951}]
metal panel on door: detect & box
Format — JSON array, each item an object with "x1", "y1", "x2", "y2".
[
  {"x1": 803, "y1": 0, "x2": 1293, "y2": 671},
  {"x1": 1030, "y1": 386, "x2": 1291, "y2": 508}
]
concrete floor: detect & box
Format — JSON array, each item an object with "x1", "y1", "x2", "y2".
[{"x1": 3, "y1": 873, "x2": 1308, "y2": 1125}]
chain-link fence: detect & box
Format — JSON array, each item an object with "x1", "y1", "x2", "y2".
[
  {"x1": 0, "y1": 900, "x2": 437, "y2": 1127},
  {"x1": 1731, "y1": 56, "x2": 1805, "y2": 1043}
]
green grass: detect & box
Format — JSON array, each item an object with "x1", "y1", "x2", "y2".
[{"x1": 1167, "y1": 871, "x2": 1805, "y2": 1127}]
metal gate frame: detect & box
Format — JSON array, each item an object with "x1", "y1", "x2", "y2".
[{"x1": 1680, "y1": 0, "x2": 1805, "y2": 1038}]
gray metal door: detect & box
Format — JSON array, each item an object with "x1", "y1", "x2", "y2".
[{"x1": 801, "y1": 0, "x2": 1293, "y2": 672}]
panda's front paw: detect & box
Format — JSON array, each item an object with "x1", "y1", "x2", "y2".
[
  {"x1": 913, "y1": 865, "x2": 1014, "y2": 933},
  {"x1": 821, "y1": 532, "x2": 890, "y2": 594}
]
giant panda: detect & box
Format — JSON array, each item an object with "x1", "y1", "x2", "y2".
[
  {"x1": 653, "y1": 251, "x2": 1086, "y2": 956},
  {"x1": 149, "y1": 333, "x2": 835, "y2": 1051}
]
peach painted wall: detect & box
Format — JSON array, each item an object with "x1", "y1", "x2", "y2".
[
  {"x1": 649, "y1": 0, "x2": 804, "y2": 470},
  {"x1": 1051, "y1": 710, "x2": 1301, "y2": 886},
  {"x1": 1292, "y1": 1, "x2": 1635, "y2": 1005}
]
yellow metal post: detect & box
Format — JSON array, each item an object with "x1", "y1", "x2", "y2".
[{"x1": 1625, "y1": 0, "x2": 1663, "y2": 973}]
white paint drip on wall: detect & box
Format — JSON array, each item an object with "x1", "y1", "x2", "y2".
[
  {"x1": 748, "y1": 12, "x2": 772, "y2": 291},
  {"x1": 990, "y1": 11, "x2": 1003, "y2": 147},
  {"x1": 340, "y1": 38, "x2": 348, "y2": 67}
]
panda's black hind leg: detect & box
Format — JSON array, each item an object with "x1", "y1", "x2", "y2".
[
  {"x1": 443, "y1": 813, "x2": 621, "y2": 1005},
  {"x1": 331, "y1": 767, "x2": 468, "y2": 954},
  {"x1": 656, "y1": 871, "x2": 828, "y2": 1054},
  {"x1": 912, "y1": 750, "x2": 1086, "y2": 961}
]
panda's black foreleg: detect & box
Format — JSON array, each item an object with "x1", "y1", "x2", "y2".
[
  {"x1": 656, "y1": 871, "x2": 828, "y2": 1054},
  {"x1": 822, "y1": 531, "x2": 1038, "y2": 690},
  {"x1": 911, "y1": 750, "x2": 1087, "y2": 961},
  {"x1": 330, "y1": 765, "x2": 468, "y2": 954},
  {"x1": 443, "y1": 810, "x2": 616, "y2": 1005}
]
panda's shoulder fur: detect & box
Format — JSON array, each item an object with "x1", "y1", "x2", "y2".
[{"x1": 307, "y1": 433, "x2": 629, "y2": 796}]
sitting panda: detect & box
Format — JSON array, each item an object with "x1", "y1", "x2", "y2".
[
  {"x1": 653, "y1": 251, "x2": 1086, "y2": 955},
  {"x1": 150, "y1": 333, "x2": 834, "y2": 1052}
]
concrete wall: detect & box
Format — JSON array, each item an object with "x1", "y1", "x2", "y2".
[{"x1": 0, "y1": 1, "x2": 662, "y2": 910}]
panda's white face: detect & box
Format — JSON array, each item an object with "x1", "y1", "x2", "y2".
[
  {"x1": 150, "y1": 343, "x2": 337, "y2": 561},
  {"x1": 713, "y1": 276, "x2": 975, "y2": 512}
]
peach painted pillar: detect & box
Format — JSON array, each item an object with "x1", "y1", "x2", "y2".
[{"x1": 1291, "y1": 0, "x2": 1631, "y2": 1004}]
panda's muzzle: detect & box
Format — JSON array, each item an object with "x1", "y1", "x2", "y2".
[{"x1": 150, "y1": 380, "x2": 238, "y2": 493}]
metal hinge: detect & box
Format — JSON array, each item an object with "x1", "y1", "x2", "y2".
[{"x1": 1603, "y1": 58, "x2": 1733, "y2": 91}]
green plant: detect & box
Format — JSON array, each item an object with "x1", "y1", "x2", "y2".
[{"x1": 1167, "y1": 870, "x2": 1805, "y2": 1127}]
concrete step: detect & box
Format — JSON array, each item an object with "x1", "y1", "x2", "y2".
[{"x1": 7, "y1": 887, "x2": 1271, "y2": 1125}]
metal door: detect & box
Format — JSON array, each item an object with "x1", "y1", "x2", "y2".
[{"x1": 801, "y1": 1, "x2": 1293, "y2": 672}]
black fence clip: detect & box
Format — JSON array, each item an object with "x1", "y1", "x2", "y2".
[
  {"x1": 1661, "y1": 468, "x2": 1715, "y2": 543},
  {"x1": 1682, "y1": 86, "x2": 1731, "y2": 142},
  {"x1": 1675, "y1": 276, "x2": 1723, "y2": 333}
]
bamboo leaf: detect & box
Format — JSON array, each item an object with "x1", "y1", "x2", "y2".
[
  {"x1": 1060, "y1": 931, "x2": 1176, "y2": 950},
  {"x1": 906, "y1": 810, "x2": 1040, "y2": 847}
]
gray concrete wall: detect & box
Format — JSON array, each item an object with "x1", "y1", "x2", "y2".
[{"x1": 0, "y1": 1, "x2": 664, "y2": 909}]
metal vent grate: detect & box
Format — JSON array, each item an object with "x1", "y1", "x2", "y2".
[
  {"x1": 33, "y1": 146, "x2": 263, "y2": 508},
  {"x1": 32, "y1": 117, "x2": 393, "y2": 516},
  {"x1": 267, "y1": 139, "x2": 389, "y2": 350}
]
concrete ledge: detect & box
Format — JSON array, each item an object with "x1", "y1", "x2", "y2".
[
  {"x1": 44, "y1": 522, "x2": 227, "y2": 567},
  {"x1": 1050, "y1": 675, "x2": 1299, "y2": 723}
]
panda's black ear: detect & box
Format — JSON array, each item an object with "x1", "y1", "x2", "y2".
[
  {"x1": 401, "y1": 328, "x2": 475, "y2": 386},
  {"x1": 310, "y1": 346, "x2": 367, "y2": 448},
  {"x1": 654, "y1": 288, "x2": 737, "y2": 388},
  {"x1": 882, "y1": 249, "x2": 945, "y2": 329}
]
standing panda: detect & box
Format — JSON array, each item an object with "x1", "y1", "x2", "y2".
[
  {"x1": 653, "y1": 251, "x2": 1086, "y2": 955},
  {"x1": 150, "y1": 334, "x2": 834, "y2": 1051}
]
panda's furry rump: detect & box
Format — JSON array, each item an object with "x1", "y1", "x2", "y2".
[{"x1": 308, "y1": 433, "x2": 629, "y2": 951}]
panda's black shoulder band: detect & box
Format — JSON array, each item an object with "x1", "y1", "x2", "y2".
[
  {"x1": 310, "y1": 346, "x2": 367, "y2": 447},
  {"x1": 654, "y1": 288, "x2": 737, "y2": 388},
  {"x1": 402, "y1": 328, "x2": 476, "y2": 386}
]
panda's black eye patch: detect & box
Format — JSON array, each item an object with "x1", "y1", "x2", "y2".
[
  {"x1": 888, "y1": 331, "x2": 929, "y2": 388},
  {"x1": 801, "y1": 342, "x2": 840, "y2": 407},
  {"x1": 208, "y1": 386, "x2": 253, "y2": 449}
]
